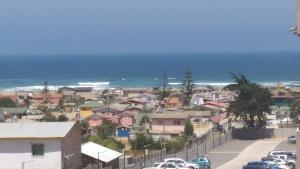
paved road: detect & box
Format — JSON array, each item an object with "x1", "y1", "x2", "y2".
[
  {"x1": 207, "y1": 140, "x2": 255, "y2": 169},
  {"x1": 208, "y1": 139, "x2": 286, "y2": 169}
]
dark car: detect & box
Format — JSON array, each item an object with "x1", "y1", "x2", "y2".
[{"x1": 243, "y1": 161, "x2": 276, "y2": 169}]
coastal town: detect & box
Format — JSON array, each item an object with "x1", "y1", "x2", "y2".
[{"x1": 0, "y1": 71, "x2": 299, "y2": 169}]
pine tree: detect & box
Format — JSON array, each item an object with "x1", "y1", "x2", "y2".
[
  {"x1": 181, "y1": 68, "x2": 195, "y2": 106},
  {"x1": 38, "y1": 81, "x2": 52, "y2": 113}
]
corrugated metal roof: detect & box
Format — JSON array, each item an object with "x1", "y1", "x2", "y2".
[
  {"x1": 81, "y1": 142, "x2": 122, "y2": 163},
  {"x1": 0, "y1": 122, "x2": 75, "y2": 139}
]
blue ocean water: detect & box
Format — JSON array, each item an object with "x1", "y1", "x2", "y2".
[{"x1": 0, "y1": 52, "x2": 300, "y2": 90}]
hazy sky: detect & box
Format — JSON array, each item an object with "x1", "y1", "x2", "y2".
[{"x1": 0, "y1": 0, "x2": 299, "y2": 56}]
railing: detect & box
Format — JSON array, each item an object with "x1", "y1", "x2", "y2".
[{"x1": 122, "y1": 129, "x2": 233, "y2": 169}]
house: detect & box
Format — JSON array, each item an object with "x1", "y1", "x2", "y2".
[
  {"x1": 1, "y1": 107, "x2": 27, "y2": 121},
  {"x1": 74, "y1": 87, "x2": 97, "y2": 100},
  {"x1": 150, "y1": 111, "x2": 211, "y2": 139},
  {"x1": 150, "y1": 112, "x2": 189, "y2": 139},
  {"x1": 59, "y1": 87, "x2": 75, "y2": 103},
  {"x1": 93, "y1": 103, "x2": 129, "y2": 115},
  {"x1": 79, "y1": 101, "x2": 104, "y2": 118},
  {"x1": 122, "y1": 88, "x2": 150, "y2": 97},
  {"x1": 63, "y1": 103, "x2": 77, "y2": 113},
  {"x1": 30, "y1": 93, "x2": 63, "y2": 110},
  {"x1": 193, "y1": 86, "x2": 213, "y2": 94},
  {"x1": 166, "y1": 93, "x2": 188, "y2": 107},
  {"x1": 189, "y1": 94, "x2": 205, "y2": 107},
  {"x1": 0, "y1": 122, "x2": 81, "y2": 169},
  {"x1": 82, "y1": 142, "x2": 122, "y2": 169},
  {"x1": 116, "y1": 126, "x2": 131, "y2": 138}
]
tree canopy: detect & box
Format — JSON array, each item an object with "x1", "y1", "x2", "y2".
[
  {"x1": 0, "y1": 97, "x2": 16, "y2": 107},
  {"x1": 184, "y1": 118, "x2": 194, "y2": 137},
  {"x1": 181, "y1": 67, "x2": 195, "y2": 105},
  {"x1": 225, "y1": 73, "x2": 273, "y2": 129}
]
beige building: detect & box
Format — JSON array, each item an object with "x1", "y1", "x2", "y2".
[{"x1": 0, "y1": 122, "x2": 81, "y2": 169}]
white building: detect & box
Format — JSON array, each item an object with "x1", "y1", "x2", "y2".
[{"x1": 0, "y1": 122, "x2": 81, "y2": 169}]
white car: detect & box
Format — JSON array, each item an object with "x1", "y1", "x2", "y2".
[
  {"x1": 143, "y1": 162, "x2": 190, "y2": 169},
  {"x1": 164, "y1": 158, "x2": 199, "y2": 169}
]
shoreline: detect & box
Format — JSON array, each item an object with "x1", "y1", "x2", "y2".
[{"x1": 0, "y1": 80, "x2": 296, "y2": 92}]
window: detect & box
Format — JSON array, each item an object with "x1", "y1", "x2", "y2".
[
  {"x1": 32, "y1": 143, "x2": 44, "y2": 156},
  {"x1": 173, "y1": 120, "x2": 181, "y2": 125},
  {"x1": 167, "y1": 164, "x2": 177, "y2": 168},
  {"x1": 158, "y1": 120, "x2": 164, "y2": 125}
]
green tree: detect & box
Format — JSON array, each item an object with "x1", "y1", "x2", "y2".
[
  {"x1": 129, "y1": 132, "x2": 154, "y2": 150},
  {"x1": 38, "y1": 81, "x2": 52, "y2": 113},
  {"x1": 89, "y1": 135, "x2": 124, "y2": 152},
  {"x1": 184, "y1": 118, "x2": 194, "y2": 137},
  {"x1": 58, "y1": 114, "x2": 68, "y2": 121},
  {"x1": 181, "y1": 67, "x2": 195, "y2": 105},
  {"x1": 139, "y1": 114, "x2": 152, "y2": 127},
  {"x1": 41, "y1": 112, "x2": 57, "y2": 122},
  {"x1": 224, "y1": 73, "x2": 273, "y2": 129},
  {"x1": 290, "y1": 101, "x2": 300, "y2": 123},
  {"x1": 0, "y1": 97, "x2": 16, "y2": 107},
  {"x1": 158, "y1": 74, "x2": 171, "y2": 100},
  {"x1": 97, "y1": 119, "x2": 116, "y2": 138}
]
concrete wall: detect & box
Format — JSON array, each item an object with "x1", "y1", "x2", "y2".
[
  {"x1": 61, "y1": 124, "x2": 82, "y2": 169},
  {"x1": 0, "y1": 138, "x2": 62, "y2": 169},
  {"x1": 233, "y1": 128, "x2": 296, "y2": 139}
]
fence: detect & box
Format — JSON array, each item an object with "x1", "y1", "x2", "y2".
[{"x1": 122, "y1": 129, "x2": 233, "y2": 169}]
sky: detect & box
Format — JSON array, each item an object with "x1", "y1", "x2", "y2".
[{"x1": 0, "y1": 0, "x2": 299, "y2": 56}]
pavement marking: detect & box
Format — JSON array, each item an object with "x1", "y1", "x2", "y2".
[{"x1": 215, "y1": 140, "x2": 281, "y2": 169}]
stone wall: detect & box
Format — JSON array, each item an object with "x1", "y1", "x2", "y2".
[{"x1": 61, "y1": 123, "x2": 82, "y2": 169}]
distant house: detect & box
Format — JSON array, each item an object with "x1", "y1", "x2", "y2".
[
  {"x1": 123, "y1": 88, "x2": 150, "y2": 97},
  {"x1": 116, "y1": 126, "x2": 131, "y2": 138},
  {"x1": 30, "y1": 93, "x2": 63, "y2": 110},
  {"x1": 74, "y1": 87, "x2": 96, "y2": 100},
  {"x1": 59, "y1": 87, "x2": 75, "y2": 103},
  {"x1": 166, "y1": 93, "x2": 188, "y2": 107},
  {"x1": 1, "y1": 107, "x2": 27, "y2": 121},
  {"x1": 63, "y1": 102, "x2": 77, "y2": 113},
  {"x1": 193, "y1": 86, "x2": 213, "y2": 94},
  {"x1": 79, "y1": 101, "x2": 104, "y2": 118},
  {"x1": 150, "y1": 111, "x2": 211, "y2": 139},
  {"x1": 82, "y1": 142, "x2": 122, "y2": 169},
  {"x1": 189, "y1": 94, "x2": 205, "y2": 106},
  {"x1": 0, "y1": 122, "x2": 81, "y2": 169},
  {"x1": 150, "y1": 112, "x2": 189, "y2": 139},
  {"x1": 93, "y1": 103, "x2": 129, "y2": 115}
]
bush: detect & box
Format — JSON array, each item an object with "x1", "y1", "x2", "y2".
[
  {"x1": 58, "y1": 114, "x2": 68, "y2": 121},
  {"x1": 88, "y1": 135, "x2": 124, "y2": 152},
  {"x1": 41, "y1": 113, "x2": 57, "y2": 122}
]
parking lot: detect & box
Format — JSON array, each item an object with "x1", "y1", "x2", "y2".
[{"x1": 207, "y1": 139, "x2": 296, "y2": 169}]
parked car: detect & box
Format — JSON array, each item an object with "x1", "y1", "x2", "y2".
[
  {"x1": 288, "y1": 136, "x2": 296, "y2": 144},
  {"x1": 143, "y1": 162, "x2": 190, "y2": 169},
  {"x1": 262, "y1": 157, "x2": 289, "y2": 169},
  {"x1": 190, "y1": 157, "x2": 210, "y2": 169},
  {"x1": 164, "y1": 158, "x2": 200, "y2": 169},
  {"x1": 272, "y1": 156, "x2": 296, "y2": 169},
  {"x1": 242, "y1": 161, "x2": 277, "y2": 169},
  {"x1": 268, "y1": 151, "x2": 296, "y2": 159}
]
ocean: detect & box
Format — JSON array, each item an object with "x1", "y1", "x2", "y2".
[{"x1": 1, "y1": 52, "x2": 300, "y2": 91}]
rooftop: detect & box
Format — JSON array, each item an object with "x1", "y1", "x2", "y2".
[
  {"x1": 0, "y1": 122, "x2": 76, "y2": 139},
  {"x1": 81, "y1": 142, "x2": 122, "y2": 163}
]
